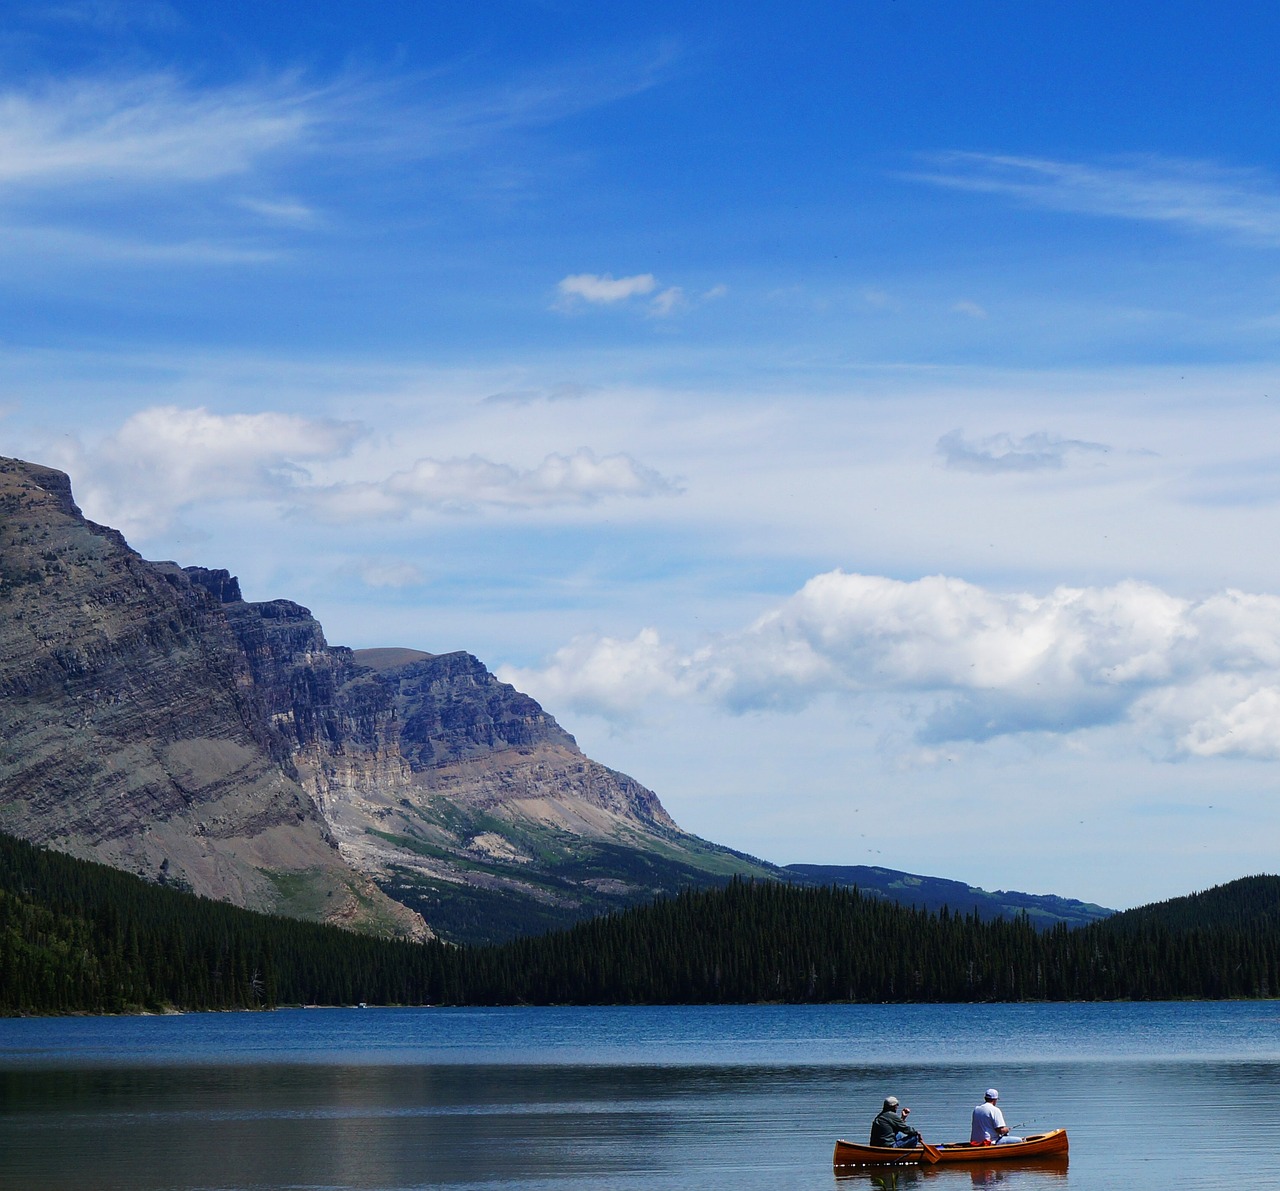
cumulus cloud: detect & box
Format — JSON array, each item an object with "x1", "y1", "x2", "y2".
[
  {"x1": 506, "y1": 570, "x2": 1280, "y2": 760},
  {"x1": 49, "y1": 407, "x2": 675, "y2": 535},
  {"x1": 499, "y1": 628, "x2": 693, "y2": 719},
  {"x1": 938, "y1": 429, "x2": 1110, "y2": 473},
  {"x1": 307, "y1": 447, "x2": 679, "y2": 521},
  {"x1": 912, "y1": 151, "x2": 1280, "y2": 244},
  {"x1": 57, "y1": 405, "x2": 365, "y2": 536}
]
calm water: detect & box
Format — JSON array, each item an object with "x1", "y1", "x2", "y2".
[{"x1": 1, "y1": 1002, "x2": 1278, "y2": 1190}]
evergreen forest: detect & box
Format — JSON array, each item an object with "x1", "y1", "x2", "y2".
[{"x1": 1, "y1": 831, "x2": 1277, "y2": 1015}]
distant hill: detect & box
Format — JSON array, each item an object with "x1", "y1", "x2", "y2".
[
  {"x1": 785, "y1": 863, "x2": 1114, "y2": 928},
  {"x1": 1097, "y1": 874, "x2": 1280, "y2": 934}
]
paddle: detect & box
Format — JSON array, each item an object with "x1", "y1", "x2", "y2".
[{"x1": 919, "y1": 1141, "x2": 942, "y2": 1164}]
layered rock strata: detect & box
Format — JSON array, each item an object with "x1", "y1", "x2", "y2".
[{"x1": 0, "y1": 457, "x2": 770, "y2": 942}]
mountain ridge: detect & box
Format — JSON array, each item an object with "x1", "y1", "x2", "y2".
[
  {"x1": 0, "y1": 455, "x2": 1120, "y2": 943},
  {"x1": 785, "y1": 863, "x2": 1114, "y2": 926}
]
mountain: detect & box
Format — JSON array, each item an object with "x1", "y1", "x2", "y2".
[
  {"x1": 784, "y1": 863, "x2": 1114, "y2": 927},
  {"x1": 1095, "y1": 874, "x2": 1280, "y2": 934},
  {"x1": 0, "y1": 456, "x2": 774, "y2": 943}
]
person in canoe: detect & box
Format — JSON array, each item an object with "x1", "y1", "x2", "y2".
[
  {"x1": 870, "y1": 1096, "x2": 924, "y2": 1148},
  {"x1": 970, "y1": 1088, "x2": 1023, "y2": 1145}
]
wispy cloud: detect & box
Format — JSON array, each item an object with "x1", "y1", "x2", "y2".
[
  {"x1": 0, "y1": 223, "x2": 280, "y2": 264},
  {"x1": 0, "y1": 48, "x2": 674, "y2": 261},
  {"x1": 235, "y1": 196, "x2": 318, "y2": 226},
  {"x1": 911, "y1": 151, "x2": 1280, "y2": 244},
  {"x1": 502, "y1": 571, "x2": 1280, "y2": 760},
  {"x1": 482, "y1": 382, "x2": 597, "y2": 406},
  {"x1": 352, "y1": 559, "x2": 427, "y2": 589},
  {"x1": 649, "y1": 286, "x2": 685, "y2": 317},
  {"x1": 557, "y1": 272, "x2": 657, "y2": 305},
  {"x1": 937, "y1": 429, "x2": 1110, "y2": 473},
  {"x1": 555, "y1": 272, "x2": 715, "y2": 317},
  {"x1": 0, "y1": 74, "x2": 316, "y2": 189},
  {"x1": 307, "y1": 448, "x2": 679, "y2": 520},
  {"x1": 36, "y1": 1, "x2": 181, "y2": 32},
  {"x1": 398, "y1": 47, "x2": 674, "y2": 159}
]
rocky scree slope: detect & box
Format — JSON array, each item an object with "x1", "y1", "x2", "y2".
[{"x1": 0, "y1": 457, "x2": 771, "y2": 943}]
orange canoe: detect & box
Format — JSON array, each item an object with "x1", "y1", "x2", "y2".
[{"x1": 833, "y1": 1129, "x2": 1069, "y2": 1167}]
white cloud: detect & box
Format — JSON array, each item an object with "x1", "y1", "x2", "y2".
[
  {"x1": 0, "y1": 53, "x2": 672, "y2": 263},
  {"x1": 649, "y1": 286, "x2": 685, "y2": 316},
  {"x1": 506, "y1": 570, "x2": 1280, "y2": 760},
  {"x1": 861, "y1": 288, "x2": 899, "y2": 311},
  {"x1": 952, "y1": 300, "x2": 988, "y2": 319},
  {"x1": 308, "y1": 447, "x2": 679, "y2": 520},
  {"x1": 556, "y1": 272, "x2": 658, "y2": 305},
  {"x1": 938, "y1": 429, "x2": 1110, "y2": 473},
  {"x1": 0, "y1": 74, "x2": 314, "y2": 189},
  {"x1": 913, "y1": 151, "x2": 1280, "y2": 244},
  {"x1": 498, "y1": 628, "x2": 693, "y2": 719},
  {"x1": 554, "y1": 274, "x2": 713, "y2": 316},
  {"x1": 55, "y1": 405, "x2": 365, "y2": 536},
  {"x1": 42, "y1": 405, "x2": 677, "y2": 536},
  {"x1": 355, "y1": 560, "x2": 427, "y2": 589},
  {"x1": 235, "y1": 196, "x2": 318, "y2": 225}
]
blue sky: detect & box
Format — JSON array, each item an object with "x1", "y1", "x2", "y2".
[{"x1": 5, "y1": 1, "x2": 1280, "y2": 907}]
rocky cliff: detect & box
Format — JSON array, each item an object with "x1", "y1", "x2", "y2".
[
  {"x1": 0, "y1": 458, "x2": 773, "y2": 943},
  {"x1": 0, "y1": 458, "x2": 426, "y2": 937}
]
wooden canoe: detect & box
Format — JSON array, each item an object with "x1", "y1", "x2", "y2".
[{"x1": 833, "y1": 1129, "x2": 1068, "y2": 1167}]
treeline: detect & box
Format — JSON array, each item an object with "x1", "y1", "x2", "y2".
[
  {"x1": 472, "y1": 876, "x2": 1279, "y2": 1003},
  {"x1": 0, "y1": 832, "x2": 452, "y2": 1013},
  {"x1": 2, "y1": 831, "x2": 1277, "y2": 1014}
]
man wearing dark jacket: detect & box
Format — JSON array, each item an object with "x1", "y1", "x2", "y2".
[{"x1": 870, "y1": 1096, "x2": 922, "y2": 1148}]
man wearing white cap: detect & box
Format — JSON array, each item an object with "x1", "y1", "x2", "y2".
[{"x1": 970, "y1": 1089, "x2": 1023, "y2": 1145}]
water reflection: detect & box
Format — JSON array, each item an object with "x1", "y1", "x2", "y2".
[
  {"x1": 1, "y1": 1004, "x2": 1279, "y2": 1191},
  {"x1": 835, "y1": 1158, "x2": 1068, "y2": 1191}
]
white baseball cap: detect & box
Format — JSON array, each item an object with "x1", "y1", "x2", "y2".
[{"x1": 985, "y1": 1089, "x2": 999, "y2": 1101}]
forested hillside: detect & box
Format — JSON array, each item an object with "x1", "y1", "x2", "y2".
[
  {"x1": 480, "y1": 875, "x2": 1278, "y2": 1003},
  {"x1": 2, "y1": 832, "x2": 1276, "y2": 1014},
  {"x1": 0, "y1": 831, "x2": 450, "y2": 1013},
  {"x1": 1101, "y1": 874, "x2": 1280, "y2": 934}
]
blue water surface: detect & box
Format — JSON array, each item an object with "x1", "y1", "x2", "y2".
[{"x1": 1, "y1": 1002, "x2": 1278, "y2": 1190}]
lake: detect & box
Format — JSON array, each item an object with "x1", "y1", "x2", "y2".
[{"x1": 1, "y1": 1002, "x2": 1278, "y2": 1190}]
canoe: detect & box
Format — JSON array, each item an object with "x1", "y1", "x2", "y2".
[{"x1": 833, "y1": 1129, "x2": 1068, "y2": 1167}]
